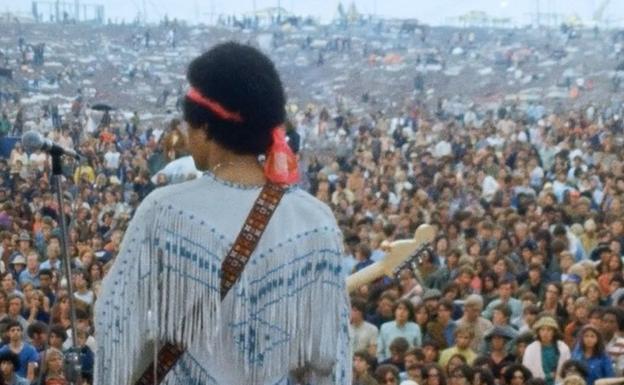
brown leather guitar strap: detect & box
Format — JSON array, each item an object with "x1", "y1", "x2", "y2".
[{"x1": 135, "y1": 182, "x2": 286, "y2": 385}]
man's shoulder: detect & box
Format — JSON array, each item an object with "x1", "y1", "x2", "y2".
[
  {"x1": 22, "y1": 342, "x2": 37, "y2": 354},
  {"x1": 379, "y1": 321, "x2": 396, "y2": 331},
  {"x1": 440, "y1": 346, "x2": 457, "y2": 356},
  {"x1": 478, "y1": 318, "x2": 494, "y2": 327},
  {"x1": 362, "y1": 321, "x2": 378, "y2": 332},
  {"x1": 486, "y1": 298, "x2": 501, "y2": 308}
]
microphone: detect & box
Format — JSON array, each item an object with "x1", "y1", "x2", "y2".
[{"x1": 21, "y1": 131, "x2": 82, "y2": 160}]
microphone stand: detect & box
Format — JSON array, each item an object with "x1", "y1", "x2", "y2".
[{"x1": 50, "y1": 153, "x2": 82, "y2": 385}]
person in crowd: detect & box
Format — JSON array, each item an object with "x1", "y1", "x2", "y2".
[
  {"x1": 37, "y1": 347, "x2": 66, "y2": 385},
  {"x1": 438, "y1": 324, "x2": 477, "y2": 367},
  {"x1": 350, "y1": 297, "x2": 379, "y2": 357},
  {"x1": 352, "y1": 350, "x2": 377, "y2": 385},
  {"x1": 374, "y1": 364, "x2": 400, "y2": 385},
  {"x1": 570, "y1": 325, "x2": 615, "y2": 385},
  {"x1": 0, "y1": 321, "x2": 38, "y2": 380},
  {"x1": 523, "y1": 316, "x2": 571, "y2": 385},
  {"x1": 378, "y1": 299, "x2": 422, "y2": 360},
  {"x1": 421, "y1": 363, "x2": 446, "y2": 385},
  {"x1": 0, "y1": 350, "x2": 28, "y2": 385}
]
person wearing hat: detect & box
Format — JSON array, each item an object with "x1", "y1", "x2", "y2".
[
  {"x1": 422, "y1": 288, "x2": 442, "y2": 314},
  {"x1": 522, "y1": 316, "x2": 571, "y2": 385},
  {"x1": 484, "y1": 326, "x2": 515, "y2": 378},
  {"x1": 0, "y1": 349, "x2": 29, "y2": 385},
  {"x1": 16, "y1": 232, "x2": 32, "y2": 256},
  {"x1": 8, "y1": 255, "x2": 26, "y2": 282}
]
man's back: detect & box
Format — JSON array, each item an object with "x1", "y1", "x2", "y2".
[{"x1": 95, "y1": 174, "x2": 351, "y2": 385}]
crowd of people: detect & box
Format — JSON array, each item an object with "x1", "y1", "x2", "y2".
[
  {"x1": 1, "y1": 9, "x2": 624, "y2": 385},
  {"x1": 308, "y1": 92, "x2": 624, "y2": 385}
]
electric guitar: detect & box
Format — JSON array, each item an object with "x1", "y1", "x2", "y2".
[{"x1": 346, "y1": 224, "x2": 436, "y2": 292}]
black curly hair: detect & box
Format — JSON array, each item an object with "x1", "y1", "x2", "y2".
[{"x1": 183, "y1": 42, "x2": 286, "y2": 155}]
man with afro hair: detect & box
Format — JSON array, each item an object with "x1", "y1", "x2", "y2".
[{"x1": 95, "y1": 42, "x2": 351, "y2": 385}]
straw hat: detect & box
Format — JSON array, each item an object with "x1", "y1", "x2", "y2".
[{"x1": 532, "y1": 316, "x2": 559, "y2": 333}]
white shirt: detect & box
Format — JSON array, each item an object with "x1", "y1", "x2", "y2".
[
  {"x1": 434, "y1": 141, "x2": 452, "y2": 158},
  {"x1": 104, "y1": 151, "x2": 120, "y2": 170},
  {"x1": 349, "y1": 321, "x2": 378, "y2": 353},
  {"x1": 29, "y1": 152, "x2": 48, "y2": 171},
  {"x1": 481, "y1": 175, "x2": 499, "y2": 202}
]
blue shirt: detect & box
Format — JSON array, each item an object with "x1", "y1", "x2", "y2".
[
  {"x1": 40, "y1": 259, "x2": 61, "y2": 271},
  {"x1": 17, "y1": 269, "x2": 40, "y2": 288},
  {"x1": 6, "y1": 374, "x2": 29, "y2": 385},
  {"x1": 377, "y1": 321, "x2": 422, "y2": 360},
  {"x1": 482, "y1": 297, "x2": 524, "y2": 327},
  {"x1": 353, "y1": 259, "x2": 374, "y2": 273},
  {"x1": 571, "y1": 348, "x2": 615, "y2": 385},
  {"x1": 0, "y1": 343, "x2": 39, "y2": 377},
  {"x1": 443, "y1": 321, "x2": 457, "y2": 348}
]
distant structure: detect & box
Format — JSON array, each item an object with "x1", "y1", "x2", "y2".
[
  {"x1": 454, "y1": 11, "x2": 512, "y2": 28},
  {"x1": 31, "y1": 1, "x2": 105, "y2": 24}
]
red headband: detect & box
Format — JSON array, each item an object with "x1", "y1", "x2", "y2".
[{"x1": 186, "y1": 87, "x2": 244, "y2": 123}]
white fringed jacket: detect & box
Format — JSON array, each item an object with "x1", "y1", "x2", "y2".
[{"x1": 94, "y1": 172, "x2": 351, "y2": 385}]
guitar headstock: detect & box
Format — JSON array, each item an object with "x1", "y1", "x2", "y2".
[{"x1": 379, "y1": 224, "x2": 436, "y2": 277}]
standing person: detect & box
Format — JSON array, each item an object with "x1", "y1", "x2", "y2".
[
  {"x1": 571, "y1": 325, "x2": 615, "y2": 385},
  {"x1": 523, "y1": 316, "x2": 571, "y2": 385},
  {"x1": 94, "y1": 42, "x2": 351, "y2": 385}
]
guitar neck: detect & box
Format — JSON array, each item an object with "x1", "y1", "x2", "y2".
[{"x1": 346, "y1": 262, "x2": 385, "y2": 293}]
